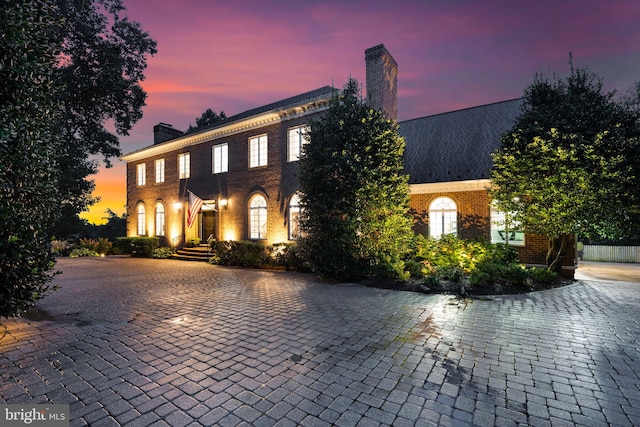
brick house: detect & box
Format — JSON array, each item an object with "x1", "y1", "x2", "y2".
[{"x1": 120, "y1": 44, "x2": 575, "y2": 274}]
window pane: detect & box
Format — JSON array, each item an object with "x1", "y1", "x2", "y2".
[
  {"x1": 155, "y1": 203, "x2": 165, "y2": 236},
  {"x1": 178, "y1": 153, "x2": 190, "y2": 179},
  {"x1": 490, "y1": 207, "x2": 525, "y2": 246},
  {"x1": 249, "y1": 135, "x2": 267, "y2": 168},
  {"x1": 288, "y1": 126, "x2": 309, "y2": 162},
  {"x1": 137, "y1": 204, "x2": 145, "y2": 235},
  {"x1": 289, "y1": 193, "x2": 301, "y2": 240},
  {"x1": 137, "y1": 164, "x2": 146, "y2": 186},
  {"x1": 429, "y1": 197, "x2": 457, "y2": 238},
  {"x1": 250, "y1": 195, "x2": 267, "y2": 239},
  {"x1": 213, "y1": 144, "x2": 228, "y2": 174},
  {"x1": 155, "y1": 159, "x2": 165, "y2": 183}
]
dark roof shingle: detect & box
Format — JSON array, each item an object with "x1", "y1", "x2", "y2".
[
  {"x1": 183, "y1": 86, "x2": 337, "y2": 136},
  {"x1": 399, "y1": 99, "x2": 523, "y2": 184}
]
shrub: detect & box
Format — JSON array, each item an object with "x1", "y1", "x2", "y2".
[
  {"x1": 115, "y1": 237, "x2": 159, "y2": 257},
  {"x1": 78, "y1": 237, "x2": 112, "y2": 255},
  {"x1": 69, "y1": 247, "x2": 100, "y2": 258},
  {"x1": 528, "y1": 267, "x2": 558, "y2": 286},
  {"x1": 185, "y1": 238, "x2": 201, "y2": 248},
  {"x1": 267, "y1": 243, "x2": 311, "y2": 271},
  {"x1": 151, "y1": 247, "x2": 175, "y2": 259},
  {"x1": 51, "y1": 240, "x2": 71, "y2": 256},
  {"x1": 411, "y1": 234, "x2": 491, "y2": 275},
  {"x1": 209, "y1": 240, "x2": 269, "y2": 268}
]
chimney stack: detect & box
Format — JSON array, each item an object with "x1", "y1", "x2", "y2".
[
  {"x1": 153, "y1": 123, "x2": 183, "y2": 145},
  {"x1": 365, "y1": 44, "x2": 398, "y2": 121}
]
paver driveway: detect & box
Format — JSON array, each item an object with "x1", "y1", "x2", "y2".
[{"x1": 1, "y1": 257, "x2": 640, "y2": 426}]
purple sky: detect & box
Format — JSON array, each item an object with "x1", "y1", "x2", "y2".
[{"x1": 84, "y1": 0, "x2": 640, "y2": 223}]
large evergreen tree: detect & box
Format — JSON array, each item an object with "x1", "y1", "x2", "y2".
[
  {"x1": 0, "y1": 0, "x2": 63, "y2": 317},
  {"x1": 187, "y1": 108, "x2": 227, "y2": 132},
  {"x1": 298, "y1": 78, "x2": 413, "y2": 281},
  {"x1": 491, "y1": 63, "x2": 640, "y2": 273},
  {"x1": 52, "y1": 0, "x2": 157, "y2": 236}
]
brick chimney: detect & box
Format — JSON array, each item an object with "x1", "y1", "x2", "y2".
[
  {"x1": 365, "y1": 44, "x2": 398, "y2": 121},
  {"x1": 153, "y1": 123, "x2": 183, "y2": 145}
]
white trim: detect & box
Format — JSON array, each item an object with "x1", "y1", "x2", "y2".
[
  {"x1": 410, "y1": 179, "x2": 491, "y2": 194},
  {"x1": 120, "y1": 94, "x2": 332, "y2": 163}
]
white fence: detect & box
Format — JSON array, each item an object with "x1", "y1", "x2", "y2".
[{"x1": 582, "y1": 245, "x2": 640, "y2": 263}]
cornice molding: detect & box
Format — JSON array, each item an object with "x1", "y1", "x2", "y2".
[
  {"x1": 410, "y1": 179, "x2": 492, "y2": 194},
  {"x1": 121, "y1": 94, "x2": 332, "y2": 163}
]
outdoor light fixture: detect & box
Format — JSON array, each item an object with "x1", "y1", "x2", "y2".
[
  {"x1": 173, "y1": 201, "x2": 182, "y2": 211},
  {"x1": 219, "y1": 199, "x2": 228, "y2": 209}
]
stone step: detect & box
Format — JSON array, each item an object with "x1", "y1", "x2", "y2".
[{"x1": 170, "y1": 244, "x2": 212, "y2": 262}]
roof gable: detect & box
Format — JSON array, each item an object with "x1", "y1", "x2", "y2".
[{"x1": 399, "y1": 99, "x2": 523, "y2": 184}]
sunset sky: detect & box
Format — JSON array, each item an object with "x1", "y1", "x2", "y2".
[{"x1": 82, "y1": 0, "x2": 640, "y2": 224}]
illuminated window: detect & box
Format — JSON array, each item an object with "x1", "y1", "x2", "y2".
[
  {"x1": 490, "y1": 207, "x2": 525, "y2": 246},
  {"x1": 249, "y1": 135, "x2": 267, "y2": 168},
  {"x1": 288, "y1": 125, "x2": 309, "y2": 162},
  {"x1": 155, "y1": 159, "x2": 165, "y2": 183},
  {"x1": 213, "y1": 143, "x2": 228, "y2": 174},
  {"x1": 136, "y1": 163, "x2": 146, "y2": 186},
  {"x1": 178, "y1": 153, "x2": 190, "y2": 179},
  {"x1": 155, "y1": 203, "x2": 165, "y2": 236},
  {"x1": 137, "y1": 203, "x2": 146, "y2": 235},
  {"x1": 289, "y1": 192, "x2": 302, "y2": 240},
  {"x1": 249, "y1": 194, "x2": 267, "y2": 239},
  {"x1": 429, "y1": 197, "x2": 457, "y2": 238}
]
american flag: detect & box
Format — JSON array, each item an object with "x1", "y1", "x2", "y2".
[{"x1": 187, "y1": 190, "x2": 203, "y2": 228}]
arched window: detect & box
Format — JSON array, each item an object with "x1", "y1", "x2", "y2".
[
  {"x1": 289, "y1": 192, "x2": 301, "y2": 240},
  {"x1": 137, "y1": 203, "x2": 146, "y2": 236},
  {"x1": 429, "y1": 197, "x2": 457, "y2": 238},
  {"x1": 155, "y1": 202, "x2": 165, "y2": 236},
  {"x1": 249, "y1": 194, "x2": 267, "y2": 240}
]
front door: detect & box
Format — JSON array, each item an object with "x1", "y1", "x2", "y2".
[{"x1": 201, "y1": 211, "x2": 216, "y2": 242}]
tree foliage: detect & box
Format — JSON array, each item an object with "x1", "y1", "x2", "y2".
[
  {"x1": 52, "y1": 0, "x2": 157, "y2": 236},
  {"x1": 187, "y1": 108, "x2": 227, "y2": 132},
  {"x1": 298, "y1": 78, "x2": 414, "y2": 281},
  {"x1": 0, "y1": 0, "x2": 63, "y2": 317},
  {"x1": 491, "y1": 62, "x2": 640, "y2": 272}
]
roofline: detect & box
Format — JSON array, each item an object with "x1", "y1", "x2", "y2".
[
  {"x1": 121, "y1": 89, "x2": 335, "y2": 163},
  {"x1": 410, "y1": 179, "x2": 492, "y2": 194},
  {"x1": 399, "y1": 98, "x2": 523, "y2": 125}
]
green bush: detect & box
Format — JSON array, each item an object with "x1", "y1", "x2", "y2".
[
  {"x1": 209, "y1": 240, "x2": 269, "y2": 268},
  {"x1": 51, "y1": 240, "x2": 71, "y2": 256},
  {"x1": 151, "y1": 247, "x2": 175, "y2": 259},
  {"x1": 115, "y1": 237, "x2": 159, "y2": 257},
  {"x1": 115, "y1": 237, "x2": 133, "y2": 254},
  {"x1": 78, "y1": 237, "x2": 112, "y2": 254},
  {"x1": 185, "y1": 238, "x2": 201, "y2": 248},
  {"x1": 411, "y1": 234, "x2": 492, "y2": 275},
  {"x1": 69, "y1": 247, "x2": 100, "y2": 258},
  {"x1": 528, "y1": 267, "x2": 558, "y2": 286},
  {"x1": 267, "y1": 243, "x2": 311, "y2": 271}
]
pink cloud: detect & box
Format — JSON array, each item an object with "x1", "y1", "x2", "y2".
[{"x1": 83, "y1": 0, "x2": 640, "y2": 223}]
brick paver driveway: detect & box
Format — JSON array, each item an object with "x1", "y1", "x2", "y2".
[{"x1": 1, "y1": 257, "x2": 640, "y2": 426}]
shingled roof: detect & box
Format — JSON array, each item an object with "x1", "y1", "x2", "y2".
[
  {"x1": 399, "y1": 98, "x2": 523, "y2": 184},
  {"x1": 183, "y1": 86, "x2": 337, "y2": 136}
]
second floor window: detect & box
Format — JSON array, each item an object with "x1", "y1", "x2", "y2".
[
  {"x1": 249, "y1": 135, "x2": 267, "y2": 168},
  {"x1": 288, "y1": 125, "x2": 309, "y2": 161},
  {"x1": 155, "y1": 159, "x2": 165, "y2": 183},
  {"x1": 213, "y1": 143, "x2": 228, "y2": 174},
  {"x1": 178, "y1": 153, "x2": 190, "y2": 179},
  {"x1": 136, "y1": 163, "x2": 146, "y2": 186}
]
